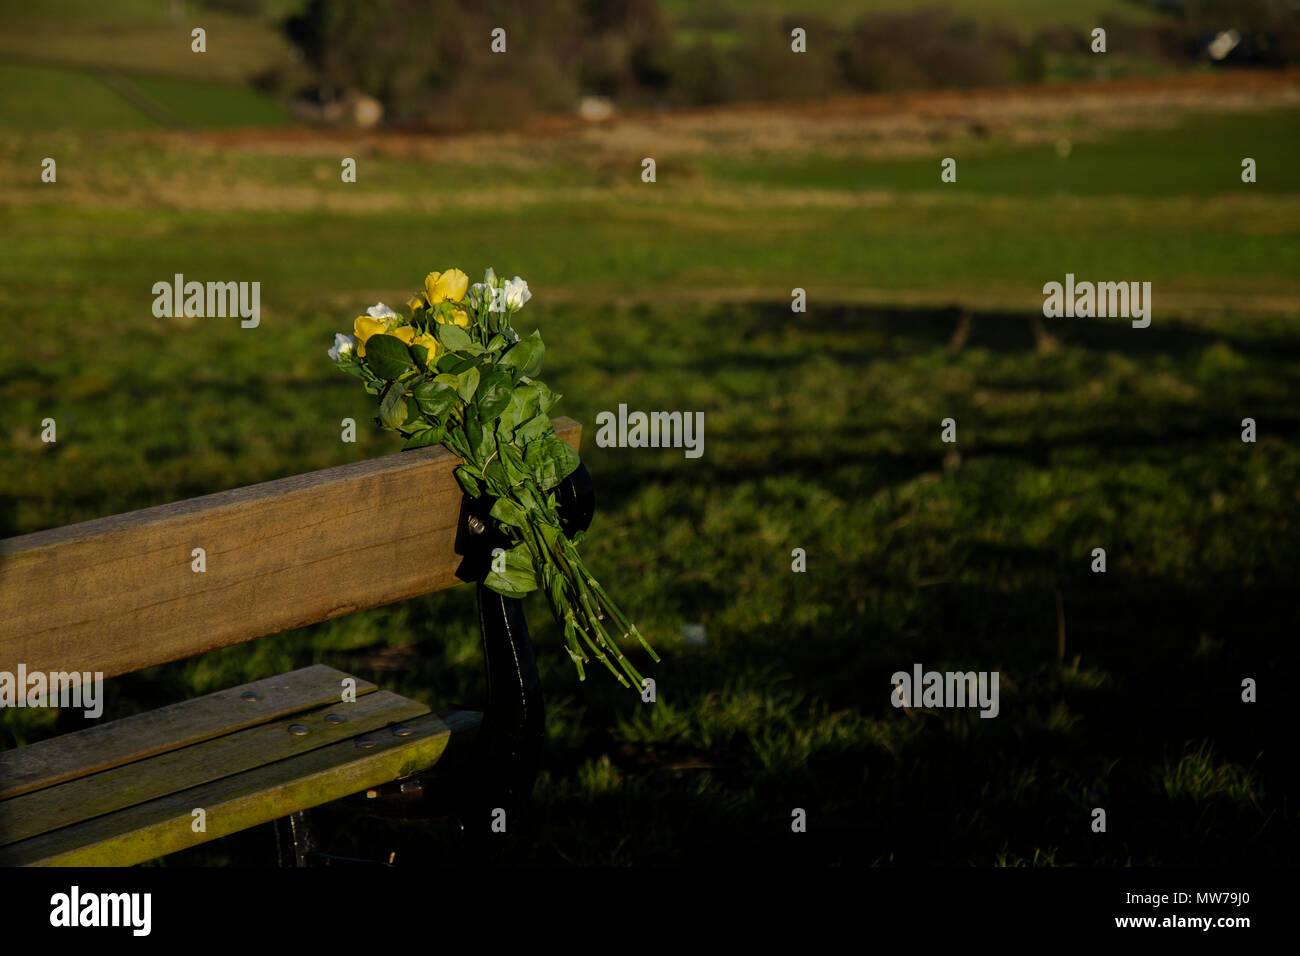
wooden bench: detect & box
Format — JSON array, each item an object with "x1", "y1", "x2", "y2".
[{"x1": 0, "y1": 418, "x2": 587, "y2": 866}]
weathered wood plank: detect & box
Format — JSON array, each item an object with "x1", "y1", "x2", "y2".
[
  {"x1": 0, "y1": 689, "x2": 428, "y2": 847},
  {"x1": 0, "y1": 418, "x2": 581, "y2": 679},
  {"x1": 0, "y1": 711, "x2": 481, "y2": 866},
  {"x1": 0, "y1": 665, "x2": 376, "y2": 800}
]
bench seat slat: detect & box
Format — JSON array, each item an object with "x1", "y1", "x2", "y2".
[
  {"x1": 0, "y1": 688, "x2": 429, "y2": 848},
  {"x1": 0, "y1": 664, "x2": 377, "y2": 800},
  {"x1": 0, "y1": 711, "x2": 480, "y2": 866}
]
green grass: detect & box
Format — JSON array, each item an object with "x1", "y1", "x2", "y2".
[
  {"x1": 0, "y1": 85, "x2": 1296, "y2": 866},
  {"x1": 0, "y1": 63, "x2": 159, "y2": 130},
  {"x1": 128, "y1": 73, "x2": 291, "y2": 126},
  {"x1": 703, "y1": 109, "x2": 1300, "y2": 197},
  {"x1": 0, "y1": 61, "x2": 292, "y2": 130},
  {"x1": 0, "y1": 0, "x2": 304, "y2": 128},
  {"x1": 4, "y1": 107, "x2": 1293, "y2": 309},
  {"x1": 0, "y1": 0, "x2": 216, "y2": 22},
  {"x1": 0, "y1": 6, "x2": 298, "y2": 84},
  {"x1": 1, "y1": 192, "x2": 1293, "y2": 322}
]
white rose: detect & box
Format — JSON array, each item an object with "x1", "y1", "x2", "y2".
[
  {"x1": 503, "y1": 276, "x2": 531, "y2": 311},
  {"x1": 366, "y1": 302, "x2": 399, "y2": 322},
  {"x1": 328, "y1": 333, "x2": 356, "y2": 362}
]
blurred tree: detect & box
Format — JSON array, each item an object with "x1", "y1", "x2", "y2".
[
  {"x1": 285, "y1": 0, "x2": 460, "y2": 116},
  {"x1": 276, "y1": 0, "x2": 1291, "y2": 124}
]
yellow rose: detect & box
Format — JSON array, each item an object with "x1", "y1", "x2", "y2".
[
  {"x1": 433, "y1": 308, "x2": 472, "y2": 328},
  {"x1": 413, "y1": 332, "x2": 439, "y2": 363},
  {"x1": 353, "y1": 315, "x2": 388, "y2": 357},
  {"x1": 390, "y1": 326, "x2": 417, "y2": 346},
  {"x1": 424, "y1": 268, "x2": 469, "y2": 305},
  {"x1": 407, "y1": 294, "x2": 426, "y2": 313}
]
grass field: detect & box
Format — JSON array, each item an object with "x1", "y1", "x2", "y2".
[
  {"x1": 1, "y1": 74, "x2": 1297, "y2": 865},
  {"x1": 0, "y1": 62, "x2": 292, "y2": 129},
  {"x1": 0, "y1": 0, "x2": 297, "y2": 130},
  {"x1": 0, "y1": 0, "x2": 299, "y2": 84}
]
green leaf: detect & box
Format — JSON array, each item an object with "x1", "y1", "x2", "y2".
[
  {"x1": 336, "y1": 360, "x2": 368, "y2": 381},
  {"x1": 379, "y1": 381, "x2": 411, "y2": 429},
  {"x1": 483, "y1": 457, "x2": 508, "y2": 491},
  {"x1": 535, "y1": 381, "x2": 561, "y2": 415},
  {"x1": 435, "y1": 352, "x2": 464, "y2": 373},
  {"x1": 476, "y1": 369, "x2": 514, "y2": 421},
  {"x1": 412, "y1": 380, "x2": 458, "y2": 419},
  {"x1": 475, "y1": 421, "x2": 497, "y2": 462},
  {"x1": 490, "y1": 497, "x2": 529, "y2": 528},
  {"x1": 500, "y1": 439, "x2": 527, "y2": 476},
  {"x1": 364, "y1": 335, "x2": 416, "y2": 380},
  {"x1": 456, "y1": 366, "x2": 480, "y2": 404},
  {"x1": 454, "y1": 465, "x2": 481, "y2": 498},
  {"x1": 516, "y1": 412, "x2": 552, "y2": 444},
  {"x1": 483, "y1": 542, "x2": 539, "y2": 598},
  {"x1": 500, "y1": 330, "x2": 544, "y2": 378},
  {"x1": 525, "y1": 437, "x2": 581, "y2": 491},
  {"x1": 464, "y1": 415, "x2": 483, "y2": 457},
  {"x1": 433, "y1": 322, "x2": 473, "y2": 352},
  {"x1": 508, "y1": 381, "x2": 543, "y2": 424},
  {"x1": 402, "y1": 423, "x2": 445, "y2": 449},
  {"x1": 494, "y1": 406, "x2": 519, "y2": 439}
]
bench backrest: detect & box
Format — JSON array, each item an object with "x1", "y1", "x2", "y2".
[{"x1": 0, "y1": 418, "x2": 581, "y2": 681}]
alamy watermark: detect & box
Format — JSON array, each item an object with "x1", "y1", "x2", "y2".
[
  {"x1": 152, "y1": 273, "x2": 260, "y2": 328},
  {"x1": 50, "y1": 886, "x2": 151, "y2": 936},
  {"x1": 891, "y1": 664, "x2": 999, "y2": 719},
  {"x1": 595, "y1": 404, "x2": 704, "y2": 458},
  {"x1": 1042, "y1": 273, "x2": 1151, "y2": 328},
  {"x1": 0, "y1": 665, "x2": 104, "y2": 718}
]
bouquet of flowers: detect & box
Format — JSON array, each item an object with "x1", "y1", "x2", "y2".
[{"x1": 328, "y1": 267, "x2": 657, "y2": 689}]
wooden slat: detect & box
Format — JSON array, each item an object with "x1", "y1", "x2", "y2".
[
  {"x1": 0, "y1": 665, "x2": 376, "y2": 800},
  {"x1": 0, "y1": 689, "x2": 429, "y2": 847},
  {"x1": 0, "y1": 711, "x2": 481, "y2": 866},
  {"x1": 0, "y1": 418, "x2": 581, "y2": 679}
]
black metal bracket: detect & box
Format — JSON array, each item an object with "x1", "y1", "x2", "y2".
[
  {"x1": 341, "y1": 462, "x2": 596, "y2": 837},
  {"x1": 273, "y1": 809, "x2": 318, "y2": 867},
  {"x1": 453, "y1": 462, "x2": 595, "y2": 831}
]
